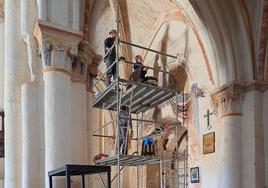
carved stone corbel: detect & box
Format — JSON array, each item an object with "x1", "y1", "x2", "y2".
[
  {"x1": 210, "y1": 82, "x2": 245, "y2": 118},
  {"x1": 69, "y1": 40, "x2": 94, "y2": 83},
  {"x1": 69, "y1": 40, "x2": 101, "y2": 87},
  {"x1": 86, "y1": 53, "x2": 102, "y2": 92}
]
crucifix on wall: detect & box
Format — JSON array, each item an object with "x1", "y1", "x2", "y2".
[{"x1": 204, "y1": 109, "x2": 213, "y2": 130}]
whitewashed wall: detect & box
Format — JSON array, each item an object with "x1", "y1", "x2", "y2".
[
  {"x1": 0, "y1": 1, "x2": 5, "y2": 186},
  {"x1": 0, "y1": 2, "x2": 4, "y2": 110}
]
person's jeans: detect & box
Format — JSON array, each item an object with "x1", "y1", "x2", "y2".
[
  {"x1": 115, "y1": 126, "x2": 128, "y2": 155},
  {"x1": 104, "y1": 58, "x2": 116, "y2": 86}
]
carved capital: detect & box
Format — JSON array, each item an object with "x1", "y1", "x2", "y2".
[
  {"x1": 34, "y1": 20, "x2": 83, "y2": 74},
  {"x1": 210, "y1": 83, "x2": 245, "y2": 117}
]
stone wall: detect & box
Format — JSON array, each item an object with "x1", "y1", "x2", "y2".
[{"x1": 0, "y1": 1, "x2": 4, "y2": 186}]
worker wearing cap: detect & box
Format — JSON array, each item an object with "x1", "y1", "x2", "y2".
[{"x1": 104, "y1": 29, "x2": 117, "y2": 86}]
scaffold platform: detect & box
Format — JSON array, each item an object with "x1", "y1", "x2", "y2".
[
  {"x1": 92, "y1": 79, "x2": 177, "y2": 114},
  {"x1": 94, "y1": 155, "x2": 169, "y2": 166}
]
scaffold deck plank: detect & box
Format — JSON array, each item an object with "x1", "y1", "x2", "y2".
[
  {"x1": 92, "y1": 79, "x2": 177, "y2": 113},
  {"x1": 94, "y1": 155, "x2": 167, "y2": 166}
]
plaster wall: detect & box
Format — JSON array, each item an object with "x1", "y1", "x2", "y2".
[
  {"x1": 124, "y1": 0, "x2": 176, "y2": 54},
  {"x1": 0, "y1": 9, "x2": 4, "y2": 182},
  {"x1": 87, "y1": 92, "x2": 103, "y2": 187},
  {"x1": 88, "y1": 0, "x2": 115, "y2": 55},
  {"x1": 0, "y1": 20, "x2": 3, "y2": 110},
  {"x1": 188, "y1": 92, "x2": 219, "y2": 188}
]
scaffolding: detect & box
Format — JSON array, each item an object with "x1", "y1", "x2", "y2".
[{"x1": 91, "y1": 1, "x2": 188, "y2": 187}]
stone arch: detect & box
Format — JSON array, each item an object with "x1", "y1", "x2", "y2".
[{"x1": 170, "y1": 0, "x2": 254, "y2": 83}]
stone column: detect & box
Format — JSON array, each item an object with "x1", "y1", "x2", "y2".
[
  {"x1": 264, "y1": 88, "x2": 268, "y2": 187},
  {"x1": 21, "y1": 81, "x2": 45, "y2": 188},
  {"x1": 211, "y1": 83, "x2": 244, "y2": 188},
  {"x1": 20, "y1": 1, "x2": 45, "y2": 187},
  {"x1": 36, "y1": 0, "x2": 48, "y2": 20},
  {"x1": 70, "y1": 40, "x2": 98, "y2": 186},
  {"x1": 0, "y1": 2, "x2": 4, "y2": 186},
  {"x1": 240, "y1": 81, "x2": 268, "y2": 188},
  {"x1": 4, "y1": 0, "x2": 29, "y2": 187},
  {"x1": 0, "y1": 2, "x2": 4, "y2": 109},
  {"x1": 34, "y1": 21, "x2": 83, "y2": 188},
  {"x1": 241, "y1": 89, "x2": 264, "y2": 188},
  {"x1": 71, "y1": 40, "x2": 99, "y2": 163}
]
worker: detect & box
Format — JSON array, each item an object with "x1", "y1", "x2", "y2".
[
  {"x1": 104, "y1": 29, "x2": 117, "y2": 86},
  {"x1": 116, "y1": 106, "x2": 133, "y2": 155},
  {"x1": 133, "y1": 55, "x2": 148, "y2": 81}
]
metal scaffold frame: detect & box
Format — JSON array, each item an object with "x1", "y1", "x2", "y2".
[{"x1": 91, "y1": 0, "x2": 189, "y2": 187}]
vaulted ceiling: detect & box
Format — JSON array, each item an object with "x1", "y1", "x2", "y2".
[{"x1": 86, "y1": 0, "x2": 268, "y2": 85}]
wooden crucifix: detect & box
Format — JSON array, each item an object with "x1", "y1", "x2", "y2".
[{"x1": 204, "y1": 109, "x2": 213, "y2": 130}]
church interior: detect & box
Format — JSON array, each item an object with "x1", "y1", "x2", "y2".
[{"x1": 0, "y1": 0, "x2": 268, "y2": 188}]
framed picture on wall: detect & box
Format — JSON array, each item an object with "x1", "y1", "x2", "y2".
[
  {"x1": 190, "y1": 167, "x2": 200, "y2": 183},
  {"x1": 203, "y1": 132, "x2": 215, "y2": 154}
]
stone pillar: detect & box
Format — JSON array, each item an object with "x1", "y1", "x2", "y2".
[
  {"x1": 0, "y1": 2, "x2": 4, "y2": 186},
  {"x1": 217, "y1": 115, "x2": 242, "y2": 188},
  {"x1": 36, "y1": 0, "x2": 48, "y2": 20},
  {"x1": 21, "y1": 82, "x2": 45, "y2": 188},
  {"x1": 241, "y1": 89, "x2": 265, "y2": 188},
  {"x1": 34, "y1": 21, "x2": 83, "y2": 188},
  {"x1": 70, "y1": 40, "x2": 96, "y2": 186},
  {"x1": 211, "y1": 83, "x2": 244, "y2": 188},
  {"x1": 264, "y1": 89, "x2": 268, "y2": 187},
  {"x1": 240, "y1": 81, "x2": 268, "y2": 188},
  {"x1": 20, "y1": 1, "x2": 44, "y2": 187},
  {"x1": 4, "y1": 0, "x2": 29, "y2": 187},
  {"x1": 0, "y1": 2, "x2": 4, "y2": 109}
]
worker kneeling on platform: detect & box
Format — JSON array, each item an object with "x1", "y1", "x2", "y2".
[
  {"x1": 133, "y1": 55, "x2": 148, "y2": 82},
  {"x1": 116, "y1": 106, "x2": 133, "y2": 155},
  {"x1": 128, "y1": 55, "x2": 158, "y2": 88}
]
